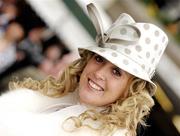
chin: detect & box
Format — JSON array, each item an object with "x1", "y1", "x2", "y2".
[
  {"x1": 78, "y1": 84, "x2": 102, "y2": 106},
  {"x1": 79, "y1": 91, "x2": 93, "y2": 104}
]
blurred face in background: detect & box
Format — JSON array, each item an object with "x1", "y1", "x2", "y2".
[
  {"x1": 79, "y1": 54, "x2": 133, "y2": 106},
  {"x1": 2, "y1": 4, "x2": 18, "y2": 20},
  {"x1": 29, "y1": 27, "x2": 45, "y2": 43},
  {"x1": 45, "y1": 44, "x2": 62, "y2": 62},
  {"x1": 6, "y1": 22, "x2": 24, "y2": 42}
]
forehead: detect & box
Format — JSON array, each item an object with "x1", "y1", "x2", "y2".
[{"x1": 91, "y1": 53, "x2": 133, "y2": 77}]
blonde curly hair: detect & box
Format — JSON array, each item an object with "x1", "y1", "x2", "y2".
[{"x1": 9, "y1": 50, "x2": 154, "y2": 136}]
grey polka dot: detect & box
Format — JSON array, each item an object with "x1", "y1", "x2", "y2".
[
  {"x1": 124, "y1": 48, "x2": 131, "y2": 54},
  {"x1": 99, "y1": 49, "x2": 106, "y2": 52},
  {"x1": 120, "y1": 28, "x2": 127, "y2": 35},
  {"x1": 151, "y1": 58, "x2": 155, "y2": 64},
  {"x1": 133, "y1": 32, "x2": 138, "y2": 38},
  {"x1": 143, "y1": 24, "x2": 150, "y2": 30},
  {"x1": 145, "y1": 38, "x2": 151, "y2": 44},
  {"x1": 135, "y1": 45, "x2": 142, "y2": 52},
  {"x1": 133, "y1": 68, "x2": 138, "y2": 74},
  {"x1": 148, "y1": 67, "x2": 151, "y2": 74},
  {"x1": 146, "y1": 52, "x2": 150, "y2": 58},
  {"x1": 123, "y1": 59, "x2": 129, "y2": 65},
  {"x1": 154, "y1": 44, "x2": 159, "y2": 51},
  {"x1": 122, "y1": 19, "x2": 128, "y2": 24},
  {"x1": 141, "y1": 64, "x2": 145, "y2": 69},
  {"x1": 111, "y1": 52, "x2": 118, "y2": 57},
  {"x1": 154, "y1": 30, "x2": 159, "y2": 37},
  {"x1": 138, "y1": 55, "x2": 142, "y2": 59},
  {"x1": 162, "y1": 36, "x2": 166, "y2": 43},
  {"x1": 158, "y1": 50, "x2": 162, "y2": 56},
  {"x1": 111, "y1": 45, "x2": 117, "y2": 50}
]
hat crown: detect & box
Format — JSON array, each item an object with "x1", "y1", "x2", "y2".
[{"x1": 103, "y1": 22, "x2": 168, "y2": 78}]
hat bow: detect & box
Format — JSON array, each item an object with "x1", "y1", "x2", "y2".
[{"x1": 87, "y1": 3, "x2": 141, "y2": 47}]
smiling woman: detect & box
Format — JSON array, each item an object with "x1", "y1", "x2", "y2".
[
  {"x1": 0, "y1": 3, "x2": 168, "y2": 136},
  {"x1": 79, "y1": 54, "x2": 133, "y2": 106}
]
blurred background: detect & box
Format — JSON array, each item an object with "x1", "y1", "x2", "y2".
[{"x1": 0, "y1": 0, "x2": 179, "y2": 135}]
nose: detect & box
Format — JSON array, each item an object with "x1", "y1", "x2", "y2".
[{"x1": 94, "y1": 66, "x2": 107, "y2": 81}]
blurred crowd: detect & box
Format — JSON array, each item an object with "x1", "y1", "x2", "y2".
[{"x1": 0, "y1": 0, "x2": 78, "y2": 92}]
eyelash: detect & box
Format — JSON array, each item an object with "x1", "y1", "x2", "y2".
[
  {"x1": 94, "y1": 55, "x2": 122, "y2": 77},
  {"x1": 94, "y1": 55, "x2": 104, "y2": 63},
  {"x1": 112, "y1": 68, "x2": 121, "y2": 77}
]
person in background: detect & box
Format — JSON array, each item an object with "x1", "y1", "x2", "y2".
[
  {"x1": 51, "y1": 51, "x2": 79, "y2": 77},
  {"x1": 0, "y1": 22, "x2": 24, "y2": 74},
  {"x1": 40, "y1": 43, "x2": 78, "y2": 78},
  {"x1": 0, "y1": 3, "x2": 18, "y2": 36},
  {"x1": 0, "y1": 3, "x2": 168, "y2": 136},
  {"x1": 17, "y1": 26, "x2": 45, "y2": 67},
  {"x1": 39, "y1": 43, "x2": 63, "y2": 76}
]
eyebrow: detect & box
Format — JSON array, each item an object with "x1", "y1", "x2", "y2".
[
  {"x1": 113, "y1": 65, "x2": 133, "y2": 78},
  {"x1": 94, "y1": 54, "x2": 133, "y2": 77}
]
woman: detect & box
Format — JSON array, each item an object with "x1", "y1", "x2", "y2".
[{"x1": 0, "y1": 3, "x2": 168, "y2": 136}]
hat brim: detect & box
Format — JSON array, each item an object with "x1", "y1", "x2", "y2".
[{"x1": 78, "y1": 46, "x2": 157, "y2": 96}]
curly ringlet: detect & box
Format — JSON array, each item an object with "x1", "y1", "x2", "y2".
[{"x1": 9, "y1": 50, "x2": 154, "y2": 136}]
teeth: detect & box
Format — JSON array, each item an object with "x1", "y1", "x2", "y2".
[{"x1": 88, "y1": 80, "x2": 103, "y2": 91}]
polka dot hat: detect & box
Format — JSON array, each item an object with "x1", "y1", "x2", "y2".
[{"x1": 78, "y1": 3, "x2": 168, "y2": 95}]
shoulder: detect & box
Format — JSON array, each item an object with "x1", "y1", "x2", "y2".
[
  {"x1": 0, "y1": 88, "x2": 79, "y2": 112},
  {"x1": 0, "y1": 88, "x2": 61, "y2": 112},
  {"x1": 0, "y1": 89, "x2": 41, "y2": 112},
  {"x1": 0, "y1": 88, "x2": 49, "y2": 102},
  {"x1": 0, "y1": 88, "x2": 37, "y2": 102}
]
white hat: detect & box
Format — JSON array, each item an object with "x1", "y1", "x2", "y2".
[{"x1": 78, "y1": 3, "x2": 168, "y2": 95}]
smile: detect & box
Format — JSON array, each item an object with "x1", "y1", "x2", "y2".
[{"x1": 88, "y1": 79, "x2": 104, "y2": 92}]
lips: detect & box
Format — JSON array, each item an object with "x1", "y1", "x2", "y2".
[{"x1": 88, "y1": 78, "x2": 104, "y2": 92}]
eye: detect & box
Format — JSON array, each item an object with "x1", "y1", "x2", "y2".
[
  {"x1": 94, "y1": 55, "x2": 104, "y2": 63},
  {"x1": 112, "y1": 67, "x2": 122, "y2": 77}
]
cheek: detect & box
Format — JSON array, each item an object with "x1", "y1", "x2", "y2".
[
  {"x1": 79, "y1": 66, "x2": 89, "y2": 91},
  {"x1": 79, "y1": 73, "x2": 85, "y2": 90},
  {"x1": 79, "y1": 61, "x2": 94, "y2": 82},
  {"x1": 108, "y1": 80, "x2": 129, "y2": 98}
]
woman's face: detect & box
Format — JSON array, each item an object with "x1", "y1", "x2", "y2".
[{"x1": 79, "y1": 54, "x2": 133, "y2": 106}]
